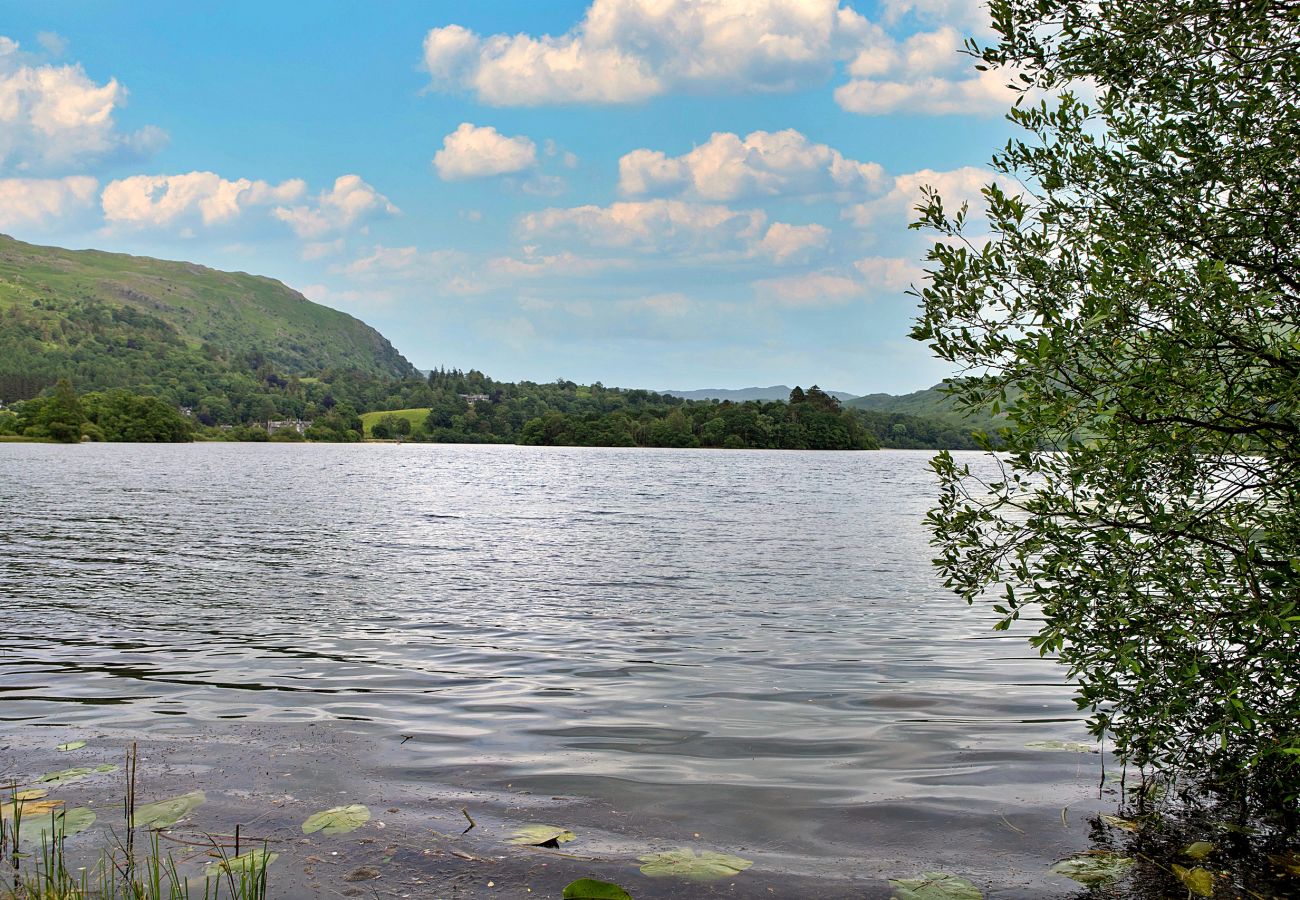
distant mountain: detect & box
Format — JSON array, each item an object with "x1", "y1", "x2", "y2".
[
  {"x1": 663, "y1": 385, "x2": 857, "y2": 402},
  {"x1": 0, "y1": 234, "x2": 415, "y2": 395}
]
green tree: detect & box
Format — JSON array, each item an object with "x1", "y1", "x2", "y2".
[
  {"x1": 914, "y1": 0, "x2": 1300, "y2": 812},
  {"x1": 35, "y1": 378, "x2": 84, "y2": 443}
]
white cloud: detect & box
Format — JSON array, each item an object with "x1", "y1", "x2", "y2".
[
  {"x1": 433, "y1": 123, "x2": 538, "y2": 180},
  {"x1": 842, "y1": 165, "x2": 1007, "y2": 227},
  {"x1": 854, "y1": 255, "x2": 924, "y2": 291},
  {"x1": 36, "y1": 32, "x2": 68, "y2": 56},
  {"x1": 753, "y1": 271, "x2": 867, "y2": 307},
  {"x1": 487, "y1": 250, "x2": 627, "y2": 278},
  {"x1": 619, "y1": 129, "x2": 885, "y2": 201},
  {"x1": 102, "y1": 172, "x2": 306, "y2": 228},
  {"x1": 881, "y1": 0, "x2": 990, "y2": 31},
  {"x1": 623, "y1": 291, "x2": 692, "y2": 317},
  {"x1": 271, "y1": 175, "x2": 398, "y2": 238},
  {"x1": 757, "y1": 222, "x2": 830, "y2": 265},
  {"x1": 0, "y1": 176, "x2": 97, "y2": 229},
  {"x1": 422, "y1": 0, "x2": 877, "y2": 105},
  {"x1": 0, "y1": 36, "x2": 165, "y2": 172},
  {"x1": 518, "y1": 199, "x2": 767, "y2": 256},
  {"x1": 835, "y1": 65, "x2": 1016, "y2": 115}
]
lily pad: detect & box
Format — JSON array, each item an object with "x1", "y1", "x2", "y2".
[
  {"x1": 17, "y1": 807, "x2": 95, "y2": 843},
  {"x1": 15, "y1": 789, "x2": 49, "y2": 801},
  {"x1": 132, "y1": 790, "x2": 205, "y2": 830},
  {"x1": 205, "y1": 849, "x2": 278, "y2": 877},
  {"x1": 1171, "y1": 864, "x2": 1214, "y2": 897},
  {"x1": 1099, "y1": 813, "x2": 1141, "y2": 832},
  {"x1": 888, "y1": 872, "x2": 983, "y2": 900},
  {"x1": 1183, "y1": 841, "x2": 1215, "y2": 861},
  {"x1": 94, "y1": 764, "x2": 117, "y2": 773},
  {"x1": 1050, "y1": 852, "x2": 1134, "y2": 886},
  {"x1": 562, "y1": 878, "x2": 632, "y2": 900},
  {"x1": 302, "y1": 804, "x2": 370, "y2": 836},
  {"x1": 56, "y1": 741, "x2": 86, "y2": 752},
  {"x1": 3, "y1": 798, "x2": 63, "y2": 822},
  {"x1": 507, "y1": 824, "x2": 576, "y2": 847},
  {"x1": 1025, "y1": 740, "x2": 1095, "y2": 753},
  {"x1": 638, "y1": 849, "x2": 753, "y2": 881}
]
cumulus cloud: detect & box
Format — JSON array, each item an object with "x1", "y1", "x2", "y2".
[
  {"x1": 422, "y1": 0, "x2": 877, "y2": 105},
  {"x1": 842, "y1": 165, "x2": 1009, "y2": 227},
  {"x1": 433, "y1": 123, "x2": 538, "y2": 180},
  {"x1": 518, "y1": 199, "x2": 767, "y2": 256},
  {"x1": 102, "y1": 172, "x2": 305, "y2": 228},
  {"x1": 757, "y1": 222, "x2": 830, "y2": 265},
  {"x1": 753, "y1": 271, "x2": 867, "y2": 307},
  {"x1": 0, "y1": 36, "x2": 165, "y2": 172},
  {"x1": 618, "y1": 129, "x2": 884, "y2": 201},
  {"x1": 0, "y1": 176, "x2": 97, "y2": 229},
  {"x1": 854, "y1": 255, "x2": 925, "y2": 291},
  {"x1": 271, "y1": 175, "x2": 398, "y2": 239}
]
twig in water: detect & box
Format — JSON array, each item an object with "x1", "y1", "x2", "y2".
[
  {"x1": 461, "y1": 807, "x2": 476, "y2": 834},
  {"x1": 998, "y1": 814, "x2": 1026, "y2": 835},
  {"x1": 1060, "y1": 806, "x2": 1069, "y2": 828}
]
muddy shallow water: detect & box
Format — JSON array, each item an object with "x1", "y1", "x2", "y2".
[{"x1": 0, "y1": 443, "x2": 1107, "y2": 897}]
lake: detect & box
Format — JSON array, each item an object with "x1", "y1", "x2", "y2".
[{"x1": 0, "y1": 443, "x2": 1105, "y2": 897}]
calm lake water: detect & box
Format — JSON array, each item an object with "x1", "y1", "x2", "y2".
[{"x1": 0, "y1": 444, "x2": 1106, "y2": 897}]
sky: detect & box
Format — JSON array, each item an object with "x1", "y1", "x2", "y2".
[{"x1": 0, "y1": 0, "x2": 1017, "y2": 395}]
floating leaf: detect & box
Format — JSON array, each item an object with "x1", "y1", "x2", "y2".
[
  {"x1": 205, "y1": 849, "x2": 278, "y2": 877},
  {"x1": 888, "y1": 871, "x2": 983, "y2": 900},
  {"x1": 1050, "y1": 852, "x2": 1134, "y2": 886},
  {"x1": 94, "y1": 764, "x2": 117, "y2": 773},
  {"x1": 507, "y1": 824, "x2": 576, "y2": 848},
  {"x1": 16, "y1": 806, "x2": 94, "y2": 843},
  {"x1": 1172, "y1": 864, "x2": 1214, "y2": 897},
  {"x1": 15, "y1": 789, "x2": 48, "y2": 801},
  {"x1": 56, "y1": 741, "x2": 86, "y2": 752},
  {"x1": 638, "y1": 849, "x2": 753, "y2": 881},
  {"x1": 563, "y1": 878, "x2": 633, "y2": 900},
  {"x1": 132, "y1": 790, "x2": 205, "y2": 830},
  {"x1": 39, "y1": 767, "x2": 95, "y2": 785},
  {"x1": 59, "y1": 808, "x2": 96, "y2": 837},
  {"x1": 1183, "y1": 841, "x2": 1215, "y2": 861},
  {"x1": 3, "y1": 799, "x2": 63, "y2": 821},
  {"x1": 1026, "y1": 740, "x2": 1095, "y2": 753},
  {"x1": 1099, "y1": 813, "x2": 1141, "y2": 832},
  {"x1": 301, "y1": 804, "x2": 370, "y2": 836}
]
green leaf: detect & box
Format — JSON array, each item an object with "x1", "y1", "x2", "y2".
[
  {"x1": 301, "y1": 803, "x2": 370, "y2": 835},
  {"x1": 888, "y1": 871, "x2": 983, "y2": 899},
  {"x1": 14, "y1": 789, "x2": 48, "y2": 801},
  {"x1": 17, "y1": 807, "x2": 95, "y2": 843},
  {"x1": 1171, "y1": 864, "x2": 1215, "y2": 897},
  {"x1": 1182, "y1": 841, "x2": 1214, "y2": 860},
  {"x1": 132, "y1": 790, "x2": 205, "y2": 829},
  {"x1": 1050, "y1": 852, "x2": 1134, "y2": 885},
  {"x1": 38, "y1": 766, "x2": 116, "y2": 785},
  {"x1": 1025, "y1": 740, "x2": 1095, "y2": 753},
  {"x1": 56, "y1": 741, "x2": 86, "y2": 752},
  {"x1": 205, "y1": 849, "x2": 278, "y2": 876},
  {"x1": 562, "y1": 878, "x2": 633, "y2": 900},
  {"x1": 507, "y1": 824, "x2": 576, "y2": 847},
  {"x1": 637, "y1": 849, "x2": 753, "y2": 881}
]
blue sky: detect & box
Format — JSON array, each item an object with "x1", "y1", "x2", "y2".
[{"x1": 0, "y1": 0, "x2": 1015, "y2": 394}]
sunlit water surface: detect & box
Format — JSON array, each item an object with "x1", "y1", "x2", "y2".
[{"x1": 0, "y1": 444, "x2": 1103, "y2": 897}]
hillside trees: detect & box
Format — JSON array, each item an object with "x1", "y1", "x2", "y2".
[{"x1": 913, "y1": 0, "x2": 1300, "y2": 812}]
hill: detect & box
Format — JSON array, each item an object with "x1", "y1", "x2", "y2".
[
  {"x1": 0, "y1": 234, "x2": 413, "y2": 401},
  {"x1": 847, "y1": 383, "x2": 1005, "y2": 440},
  {"x1": 663, "y1": 385, "x2": 856, "y2": 403}
]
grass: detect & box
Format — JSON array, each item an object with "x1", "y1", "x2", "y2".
[
  {"x1": 359, "y1": 407, "x2": 430, "y2": 437},
  {"x1": 2, "y1": 747, "x2": 271, "y2": 900}
]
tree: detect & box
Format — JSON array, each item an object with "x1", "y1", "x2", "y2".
[
  {"x1": 913, "y1": 0, "x2": 1300, "y2": 814},
  {"x1": 35, "y1": 378, "x2": 84, "y2": 443}
]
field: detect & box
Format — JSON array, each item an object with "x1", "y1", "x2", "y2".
[{"x1": 359, "y1": 408, "x2": 430, "y2": 437}]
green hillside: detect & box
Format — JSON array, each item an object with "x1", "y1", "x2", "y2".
[
  {"x1": 0, "y1": 234, "x2": 414, "y2": 394},
  {"x1": 847, "y1": 383, "x2": 1006, "y2": 443}
]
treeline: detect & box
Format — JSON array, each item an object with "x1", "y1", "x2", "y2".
[{"x1": 1, "y1": 379, "x2": 193, "y2": 443}]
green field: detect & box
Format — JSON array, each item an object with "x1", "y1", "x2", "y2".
[{"x1": 360, "y1": 408, "x2": 430, "y2": 437}]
